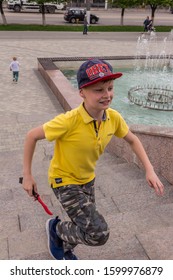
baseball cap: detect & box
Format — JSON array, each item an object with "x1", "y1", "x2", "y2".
[{"x1": 77, "y1": 58, "x2": 123, "y2": 89}]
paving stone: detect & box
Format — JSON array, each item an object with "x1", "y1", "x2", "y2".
[
  {"x1": 0, "y1": 151, "x2": 22, "y2": 175},
  {"x1": 111, "y1": 206, "x2": 168, "y2": 235},
  {"x1": 75, "y1": 232, "x2": 149, "y2": 260},
  {"x1": 0, "y1": 174, "x2": 21, "y2": 189},
  {"x1": 0, "y1": 189, "x2": 13, "y2": 201},
  {"x1": 137, "y1": 226, "x2": 173, "y2": 260},
  {"x1": 95, "y1": 175, "x2": 148, "y2": 197},
  {"x1": 150, "y1": 203, "x2": 173, "y2": 226},
  {"x1": 98, "y1": 151, "x2": 127, "y2": 166},
  {"x1": 97, "y1": 197, "x2": 120, "y2": 215},
  {"x1": 23, "y1": 252, "x2": 52, "y2": 260},
  {"x1": 8, "y1": 228, "x2": 48, "y2": 259},
  {"x1": 0, "y1": 238, "x2": 8, "y2": 259},
  {"x1": 111, "y1": 189, "x2": 173, "y2": 212},
  {"x1": 19, "y1": 212, "x2": 49, "y2": 232},
  {"x1": 0, "y1": 199, "x2": 19, "y2": 215},
  {"x1": 0, "y1": 215, "x2": 20, "y2": 239}
]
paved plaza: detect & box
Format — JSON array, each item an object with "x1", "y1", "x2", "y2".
[{"x1": 1, "y1": 31, "x2": 173, "y2": 260}]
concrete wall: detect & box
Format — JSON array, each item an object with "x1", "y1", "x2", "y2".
[{"x1": 107, "y1": 124, "x2": 173, "y2": 184}]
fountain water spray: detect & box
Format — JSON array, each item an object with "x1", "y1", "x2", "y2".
[{"x1": 128, "y1": 30, "x2": 173, "y2": 111}]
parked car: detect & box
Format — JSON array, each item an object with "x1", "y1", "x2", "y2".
[
  {"x1": 64, "y1": 8, "x2": 99, "y2": 24},
  {"x1": 7, "y1": 0, "x2": 65, "y2": 13}
]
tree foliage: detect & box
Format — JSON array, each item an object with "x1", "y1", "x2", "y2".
[
  {"x1": 112, "y1": 0, "x2": 173, "y2": 25},
  {"x1": 143, "y1": 0, "x2": 173, "y2": 19},
  {"x1": 112, "y1": 0, "x2": 142, "y2": 25}
]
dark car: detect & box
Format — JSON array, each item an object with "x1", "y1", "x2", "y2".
[{"x1": 64, "y1": 8, "x2": 99, "y2": 24}]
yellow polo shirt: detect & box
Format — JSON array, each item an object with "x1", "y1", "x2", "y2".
[{"x1": 43, "y1": 103, "x2": 129, "y2": 188}]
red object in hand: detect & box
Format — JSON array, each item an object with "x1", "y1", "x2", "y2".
[
  {"x1": 19, "y1": 177, "x2": 53, "y2": 215},
  {"x1": 33, "y1": 190, "x2": 53, "y2": 216}
]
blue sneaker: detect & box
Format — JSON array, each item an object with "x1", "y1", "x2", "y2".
[
  {"x1": 64, "y1": 250, "x2": 78, "y2": 260},
  {"x1": 46, "y1": 216, "x2": 64, "y2": 260}
]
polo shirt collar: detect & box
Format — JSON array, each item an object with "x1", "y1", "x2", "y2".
[{"x1": 78, "y1": 103, "x2": 109, "y2": 124}]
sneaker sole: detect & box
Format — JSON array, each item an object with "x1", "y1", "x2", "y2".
[{"x1": 46, "y1": 219, "x2": 65, "y2": 260}]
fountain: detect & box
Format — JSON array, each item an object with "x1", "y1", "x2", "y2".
[
  {"x1": 128, "y1": 30, "x2": 173, "y2": 111},
  {"x1": 54, "y1": 31, "x2": 173, "y2": 126}
]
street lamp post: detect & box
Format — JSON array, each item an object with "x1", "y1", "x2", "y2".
[{"x1": 105, "y1": 0, "x2": 108, "y2": 10}]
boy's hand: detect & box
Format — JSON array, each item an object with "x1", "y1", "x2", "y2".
[
  {"x1": 22, "y1": 175, "x2": 37, "y2": 197},
  {"x1": 146, "y1": 169, "x2": 164, "y2": 196}
]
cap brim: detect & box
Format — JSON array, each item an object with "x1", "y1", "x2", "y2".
[{"x1": 80, "y1": 72, "x2": 123, "y2": 89}]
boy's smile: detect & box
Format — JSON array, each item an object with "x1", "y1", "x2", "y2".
[{"x1": 80, "y1": 80, "x2": 114, "y2": 120}]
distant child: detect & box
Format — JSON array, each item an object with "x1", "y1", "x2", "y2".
[
  {"x1": 10, "y1": 57, "x2": 19, "y2": 83},
  {"x1": 22, "y1": 58, "x2": 164, "y2": 260}
]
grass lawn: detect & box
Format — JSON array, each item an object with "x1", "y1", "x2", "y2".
[{"x1": 0, "y1": 24, "x2": 172, "y2": 32}]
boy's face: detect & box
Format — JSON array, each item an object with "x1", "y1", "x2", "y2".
[{"x1": 79, "y1": 80, "x2": 114, "y2": 111}]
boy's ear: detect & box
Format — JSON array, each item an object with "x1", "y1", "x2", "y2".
[{"x1": 79, "y1": 89, "x2": 86, "y2": 98}]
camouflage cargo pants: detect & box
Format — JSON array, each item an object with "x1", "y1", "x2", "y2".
[{"x1": 52, "y1": 179, "x2": 110, "y2": 251}]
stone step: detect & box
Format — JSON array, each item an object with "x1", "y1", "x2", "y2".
[
  {"x1": 2, "y1": 200, "x2": 173, "y2": 260},
  {"x1": 96, "y1": 152, "x2": 145, "y2": 180},
  {"x1": 136, "y1": 226, "x2": 173, "y2": 260},
  {"x1": 7, "y1": 228, "x2": 50, "y2": 260},
  {"x1": 1, "y1": 148, "x2": 173, "y2": 259}
]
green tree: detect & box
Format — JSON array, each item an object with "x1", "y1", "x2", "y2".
[
  {"x1": 143, "y1": 0, "x2": 173, "y2": 22},
  {"x1": 0, "y1": 0, "x2": 7, "y2": 25},
  {"x1": 112, "y1": 0, "x2": 141, "y2": 25}
]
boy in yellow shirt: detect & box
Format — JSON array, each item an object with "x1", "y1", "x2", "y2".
[{"x1": 22, "y1": 59, "x2": 164, "y2": 260}]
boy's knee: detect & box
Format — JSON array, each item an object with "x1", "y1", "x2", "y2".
[
  {"x1": 86, "y1": 227, "x2": 110, "y2": 246},
  {"x1": 85, "y1": 214, "x2": 110, "y2": 246}
]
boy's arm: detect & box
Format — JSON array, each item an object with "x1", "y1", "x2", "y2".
[
  {"x1": 123, "y1": 130, "x2": 164, "y2": 196},
  {"x1": 23, "y1": 125, "x2": 45, "y2": 197}
]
